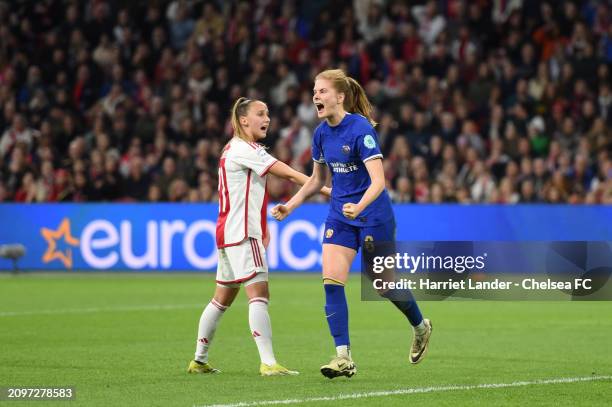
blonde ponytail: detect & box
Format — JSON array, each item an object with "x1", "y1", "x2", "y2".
[
  {"x1": 315, "y1": 69, "x2": 377, "y2": 126},
  {"x1": 346, "y1": 77, "x2": 377, "y2": 127},
  {"x1": 230, "y1": 97, "x2": 254, "y2": 141}
]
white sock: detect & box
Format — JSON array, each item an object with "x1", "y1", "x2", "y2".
[
  {"x1": 195, "y1": 299, "x2": 227, "y2": 363},
  {"x1": 248, "y1": 297, "x2": 276, "y2": 366},
  {"x1": 336, "y1": 345, "x2": 351, "y2": 359},
  {"x1": 414, "y1": 320, "x2": 427, "y2": 335}
]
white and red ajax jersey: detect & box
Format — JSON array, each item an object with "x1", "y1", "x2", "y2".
[{"x1": 216, "y1": 137, "x2": 277, "y2": 248}]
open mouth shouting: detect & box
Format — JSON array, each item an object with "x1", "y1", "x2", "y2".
[{"x1": 315, "y1": 102, "x2": 325, "y2": 115}]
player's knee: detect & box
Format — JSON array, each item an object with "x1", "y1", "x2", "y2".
[
  {"x1": 213, "y1": 286, "x2": 239, "y2": 307},
  {"x1": 245, "y1": 280, "x2": 269, "y2": 300},
  {"x1": 322, "y1": 253, "x2": 352, "y2": 283},
  {"x1": 246, "y1": 287, "x2": 269, "y2": 301},
  {"x1": 212, "y1": 295, "x2": 234, "y2": 307}
]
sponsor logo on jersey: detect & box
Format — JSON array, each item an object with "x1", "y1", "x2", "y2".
[{"x1": 329, "y1": 161, "x2": 358, "y2": 173}]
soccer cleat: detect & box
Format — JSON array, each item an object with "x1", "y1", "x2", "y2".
[
  {"x1": 320, "y1": 356, "x2": 357, "y2": 379},
  {"x1": 187, "y1": 360, "x2": 220, "y2": 374},
  {"x1": 410, "y1": 318, "x2": 432, "y2": 364},
  {"x1": 260, "y1": 363, "x2": 299, "y2": 376}
]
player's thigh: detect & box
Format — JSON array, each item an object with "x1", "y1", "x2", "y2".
[
  {"x1": 321, "y1": 221, "x2": 359, "y2": 283},
  {"x1": 322, "y1": 243, "x2": 356, "y2": 284}
]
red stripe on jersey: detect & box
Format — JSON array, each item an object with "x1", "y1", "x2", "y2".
[
  {"x1": 216, "y1": 157, "x2": 231, "y2": 248},
  {"x1": 243, "y1": 169, "x2": 251, "y2": 239},
  {"x1": 219, "y1": 169, "x2": 250, "y2": 248},
  {"x1": 260, "y1": 179, "x2": 269, "y2": 240},
  {"x1": 247, "y1": 142, "x2": 258, "y2": 150}
]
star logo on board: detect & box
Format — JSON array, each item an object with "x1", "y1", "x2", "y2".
[{"x1": 41, "y1": 218, "x2": 80, "y2": 269}]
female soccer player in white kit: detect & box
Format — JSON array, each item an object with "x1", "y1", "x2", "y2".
[{"x1": 187, "y1": 97, "x2": 329, "y2": 376}]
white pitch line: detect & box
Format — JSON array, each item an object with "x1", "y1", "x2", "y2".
[
  {"x1": 0, "y1": 303, "x2": 202, "y2": 317},
  {"x1": 196, "y1": 375, "x2": 612, "y2": 407}
]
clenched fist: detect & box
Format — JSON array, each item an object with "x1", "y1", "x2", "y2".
[
  {"x1": 270, "y1": 204, "x2": 292, "y2": 221},
  {"x1": 342, "y1": 202, "x2": 362, "y2": 220}
]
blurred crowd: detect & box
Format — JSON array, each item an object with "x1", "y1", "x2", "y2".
[{"x1": 0, "y1": 0, "x2": 610, "y2": 204}]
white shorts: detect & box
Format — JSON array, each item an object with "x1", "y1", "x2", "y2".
[{"x1": 216, "y1": 237, "x2": 268, "y2": 287}]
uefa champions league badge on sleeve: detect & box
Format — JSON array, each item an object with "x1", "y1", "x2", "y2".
[{"x1": 364, "y1": 135, "x2": 376, "y2": 149}]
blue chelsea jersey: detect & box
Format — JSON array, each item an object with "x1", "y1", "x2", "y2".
[{"x1": 312, "y1": 113, "x2": 394, "y2": 227}]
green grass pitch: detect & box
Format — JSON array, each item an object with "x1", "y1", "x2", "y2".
[{"x1": 1, "y1": 273, "x2": 611, "y2": 406}]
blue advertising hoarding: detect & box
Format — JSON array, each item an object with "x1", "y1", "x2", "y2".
[{"x1": 0, "y1": 204, "x2": 610, "y2": 271}]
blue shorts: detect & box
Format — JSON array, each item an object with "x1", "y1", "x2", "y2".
[{"x1": 322, "y1": 219, "x2": 396, "y2": 251}]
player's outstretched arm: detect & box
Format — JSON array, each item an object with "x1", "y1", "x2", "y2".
[
  {"x1": 267, "y1": 161, "x2": 331, "y2": 197},
  {"x1": 342, "y1": 158, "x2": 386, "y2": 220},
  {"x1": 271, "y1": 162, "x2": 327, "y2": 221}
]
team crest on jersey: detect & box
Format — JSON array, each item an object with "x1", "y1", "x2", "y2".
[
  {"x1": 325, "y1": 228, "x2": 334, "y2": 239},
  {"x1": 364, "y1": 235, "x2": 374, "y2": 252},
  {"x1": 342, "y1": 145, "x2": 350, "y2": 154},
  {"x1": 363, "y1": 135, "x2": 376, "y2": 149}
]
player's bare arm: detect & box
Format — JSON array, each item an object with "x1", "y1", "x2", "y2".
[
  {"x1": 342, "y1": 158, "x2": 385, "y2": 220},
  {"x1": 267, "y1": 160, "x2": 331, "y2": 197},
  {"x1": 271, "y1": 162, "x2": 327, "y2": 221}
]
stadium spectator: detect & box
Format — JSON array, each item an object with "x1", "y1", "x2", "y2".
[{"x1": 0, "y1": 0, "x2": 609, "y2": 204}]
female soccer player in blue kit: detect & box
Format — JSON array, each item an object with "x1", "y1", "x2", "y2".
[{"x1": 271, "y1": 69, "x2": 432, "y2": 379}]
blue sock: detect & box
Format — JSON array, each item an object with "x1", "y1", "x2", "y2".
[
  {"x1": 324, "y1": 284, "x2": 350, "y2": 347},
  {"x1": 383, "y1": 288, "x2": 423, "y2": 326}
]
